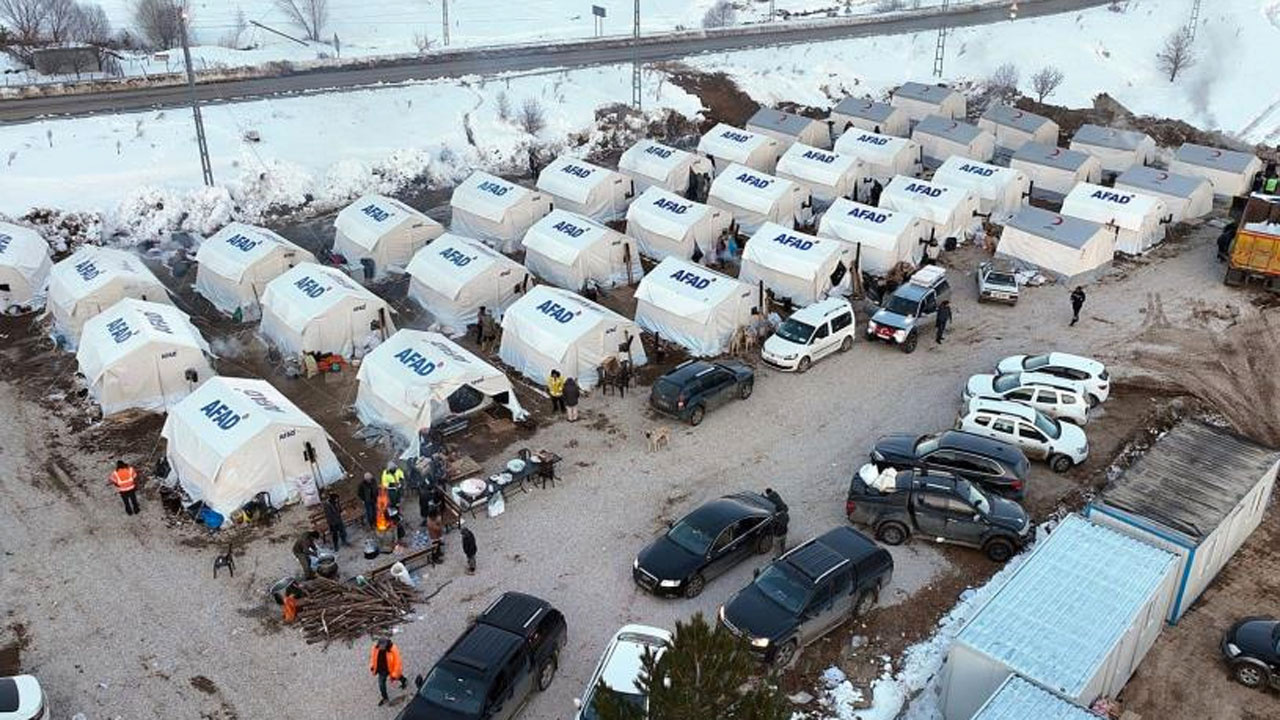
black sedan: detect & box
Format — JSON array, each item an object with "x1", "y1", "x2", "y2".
[
  {"x1": 633, "y1": 493, "x2": 781, "y2": 598},
  {"x1": 869, "y1": 430, "x2": 1030, "y2": 499},
  {"x1": 1222, "y1": 616, "x2": 1280, "y2": 690}
]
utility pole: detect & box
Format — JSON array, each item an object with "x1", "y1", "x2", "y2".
[
  {"x1": 178, "y1": 4, "x2": 213, "y2": 186},
  {"x1": 632, "y1": 0, "x2": 641, "y2": 109},
  {"x1": 1187, "y1": 0, "x2": 1201, "y2": 41},
  {"x1": 442, "y1": 0, "x2": 450, "y2": 47},
  {"x1": 769, "y1": 0, "x2": 775, "y2": 21},
  {"x1": 932, "y1": 0, "x2": 950, "y2": 78}
]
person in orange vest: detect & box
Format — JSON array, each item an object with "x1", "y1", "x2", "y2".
[
  {"x1": 109, "y1": 460, "x2": 140, "y2": 515},
  {"x1": 370, "y1": 637, "x2": 406, "y2": 706}
]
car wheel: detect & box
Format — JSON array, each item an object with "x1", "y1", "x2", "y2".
[
  {"x1": 864, "y1": 331, "x2": 876, "y2": 342},
  {"x1": 1233, "y1": 662, "x2": 1267, "y2": 689},
  {"x1": 876, "y1": 522, "x2": 908, "y2": 546},
  {"x1": 1049, "y1": 454, "x2": 1073, "y2": 474},
  {"x1": 852, "y1": 590, "x2": 876, "y2": 618},
  {"x1": 984, "y1": 538, "x2": 1015, "y2": 563},
  {"x1": 901, "y1": 333, "x2": 917, "y2": 354},
  {"x1": 773, "y1": 639, "x2": 799, "y2": 669},
  {"x1": 754, "y1": 530, "x2": 774, "y2": 555},
  {"x1": 797, "y1": 356, "x2": 812, "y2": 373},
  {"x1": 1088, "y1": 393, "x2": 1101, "y2": 408},
  {"x1": 688, "y1": 405, "x2": 705, "y2": 426},
  {"x1": 840, "y1": 335, "x2": 854, "y2": 352},
  {"x1": 739, "y1": 381, "x2": 754, "y2": 400},
  {"x1": 536, "y1": 652, "x2": 558, "y2": 691},
  {"x1": 684, "y1": 573, "x2": 706, "y2": 599}
]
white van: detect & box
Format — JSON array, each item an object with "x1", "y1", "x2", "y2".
[
  {"x1": 761, "y1": 297, "x2": 857, "y2": 372},
  {"x1": 957, "y1": 398, "x2": 1088, "y2": 473}
]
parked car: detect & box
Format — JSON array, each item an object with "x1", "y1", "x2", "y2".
[
  {"x1": 958, "y1": 398, "x2": 1088, "y2": 473},
  {"x1": 398, "y1": 592, "x2": 567, "y2": 720},
  {"x1": 962, "y1": 371, "x2": 1089, "y2": 425},
  {"x1": 976, "y1": 261, "x2": 1019, "y2": 304},
  {"x1": 866, "y1": 265, "x2": 951, "y2": 354},
  {"x1": 1222, "y1": 616, "x2": 1280, "y2": 691},
  {"x1": 0, "y1": 676, "x2": 48, "y2": 720},
  {"x1": 995, "y1": 352, "x2": 1110, "y2": 405},
  {"x1": 718, "y1": 526, "x2": 893, "y2": 668},
  {"x1": 846, "y1": 467, "x2": 1030, "y2": 561},
  {"x1": 869, "y1": 429, "x2": 1031, "y2": 499},
  {"x1": 573, "y1": 625, "x2": 672, "y2": 720},
  {"x1": 633, "y1": 492, "x2": 782, "y2": 598},
  {"x1": 649, "y1": 360, "x2": 754, "y2": 426},
  {"x1": 761, "y1": 297, "x2": 857, "y2": 372}
]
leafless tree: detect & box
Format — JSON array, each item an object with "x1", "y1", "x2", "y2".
[
  {"x1": 132, "y1": 0, "x2": 189, "y2": 49},
  {"x1": 1030, "y1": 65, "x2": 1064, "y2": 103},
  {"x1": 1156, "y1": 27, "x2": 1195, "y2": 82},
  {"x1": 519, "y1": 97, "x2": 546, "y2": 136},
  {"x1": 412, "y1": 29, "x2": 431, "y2": 53},
  {"x1": 701, "y1": 0, "x2": 735, "y2": 29},
  {"x1": 45, "y1": 0, "x2": 77, "y2": 42},
  {"x1": 0, "y1": 0, "x2": 49, "y2": 44},
  {"x1": 984, "y1": 62, "x2": 1021, "y2": 103},
  {"x1": 275, "y1": 0, "x2": 328, "y2": 43}
]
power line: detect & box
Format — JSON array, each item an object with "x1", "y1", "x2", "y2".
[{"x1": 179, "y1": 7, "x2": 214, "y2": 186}]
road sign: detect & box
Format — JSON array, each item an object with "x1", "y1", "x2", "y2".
[{"x1": 593, "y1": 5, "x2": 606, "y2": 17}]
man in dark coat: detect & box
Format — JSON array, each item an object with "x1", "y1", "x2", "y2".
[
  {"x1": 292, "y1": 530, "x2": 320, "y2": 579},
  {"x1": 563, "y1": 376, "x2": 581, "y2": 422},
  {"x1": 935, "y1": 300, "x2": 952, "y2": 344},
  {"x1": 356, "y1": 472, "x2": 377, "y2": 528},
  {"x1": 1070, "y1": 286, "x2": 1086, "y2": 326},
  {"x1": 324, "y1": 493, "x2": 349, "y2": 550},
  {"x1": 763, "y1": 487, "x2": 789, "y2": 557},
  {"x1": 460, "y1": 525, "x2": 478, "y2": 574}
]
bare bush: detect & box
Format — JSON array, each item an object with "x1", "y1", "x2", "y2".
[
  {"x1": 274, "y1": 0, "x2": 327, "y2": 43},
  {"x1": 496, "y1": 90, "x2": 511, "y2": 121},
  {"x1": 519, "y1": 97, "x2": 546, "y2": 136},
  {"x1": 984, "y1": 62, "x2": 1020, "y2": 103},
  {"x1": 1030, "y1": 65, "x2": 1064, "y2": 103},
  {"x1": 701, "y1": 0, "x2": 735, "y2": 29},
  {"x1": 1156, "y1": 27, "x2": 1195, "y2": 82},
  {"x1": 412, "y1": 29, "x2": 430, "y2": 53},
  {"x1": 132, "y1": 0, "x2": 189, "y2": 49}
]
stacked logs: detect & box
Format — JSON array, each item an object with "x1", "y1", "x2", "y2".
[{"x1": 294, "y1": 576, "x2": 421, "y2": 644}]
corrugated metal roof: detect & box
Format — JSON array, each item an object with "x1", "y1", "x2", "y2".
[
  {"x1": 1098, "y1": 422, "x2": 1279, "y2": 541},
  {"x1": 1012, "y1": 142, "x2": 1091, "y2": 171},
  {"x1": 1174, "y1": 143, "x2": 1259, "y2": 173},
  {"x1": 1071, "y1": 124, "x2": 1152, "y2": 151},
  {"x1": 956, "y1": 515, "x2": 1176, "y2": 698},
  {"x1": 895, "y1": 81, "x2": 959, "y2": 104},
  {"x1": 972, "y1": 676, "x2": 1098, "y2": 720},
  {"x1": 981, "y1": 103, "x2": 1053, "y2": 134},
  {"x1": 748, "y1": 107, "x2": 821, "y2": 138},
  {"x1": 832, "y1": 97, "x2": 896, "y2": 123},
  {"x1": 1006, "y1": 205, "x2": 1104, "y2": 249}
]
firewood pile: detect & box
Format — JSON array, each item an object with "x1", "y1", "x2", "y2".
[{"x1": 295, "y1": 576, "x2": 421, "y2": 644}]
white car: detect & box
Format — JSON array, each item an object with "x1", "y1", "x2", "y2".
[
  {"x1": 0, "y1": 676, "x2": 48, "y2": 720},
  {"x1": 573, "y1": 624, "x2": 672, "y2": 720},
  {"x1": 958, "y1": 398, "x2": 1088, "y2": 473},
  {"x1": 962, "y1": 371, "x2": 1090, "y2": 425},
  {"x1": 761, "y1": 297, "x2": 857, "y2": 372},
  {"x1": 995, "y1": 352, "x2": 1110, "y2": 405}
]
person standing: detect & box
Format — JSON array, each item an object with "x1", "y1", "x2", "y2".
[
  {"x1": 1070, "y1": 286, "x2": 1087, "y2": 326},
  {"x1": 357, "y1": 472, "x2": 377, "y2": 528},
  {"x1": 474, "y1": 306, "x2": 489, "y2": 346},
  {"x1": 563, "y1": 376, "x2": 580, "y2": 423},
  {"x1": 426, "y1": 512, "x2": 445, "y2": 564},
  {"x1": 369, "y1": 637, "x2": 406, "y2": 707},
  {"x1": 382, "y1": 461, "x2": 405, "y2": 507},
  {"x1": 292, "y1": 530, "x2": 320, "y2": 579},
  {"x1": 547, "y1": 369, "x2": 566, "y2": 414},
  {"x1": 935, "y1": 300, "x2": 952, "y2": 344},
  {"x1": 763, "y1": 488, "x2": 789, "y2": 557},
  {"x1": 460, "y1": 524, "x2": 478, "y2": 574},
  {"x1": 323, "y1": 493, "x2": 349, "y2": 551},
  {"x1": 109, "y1": 460, "x2": 140, "y2": 516}
]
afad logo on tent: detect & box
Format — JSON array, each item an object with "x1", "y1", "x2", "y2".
[
  {"x1": 199, "y1": 388, "x2": 285, "y2": 429},
  {"x1": 771, "y1": 232, "x2": 815, "y2": 251},
  {"x1": 1090, "y1": 189, "x2": 1133, "y2": 205},
  {"x1": 395, "y1": 347, "x2": 441, "y2": 377},
  {"x1": 225, "y1": 233, "x2": 262, "y2": 252},
  {"x1": 0, "y1": 233, "x2": 12, "y2": 254},
  {"x1": 293, "y1": 275, "x2": 330, "y2": 298},
  {"x1": 670, "y1": 269, "x2": 714, "y2": 290},
  {"x1": 439, "y1": 247, "x2": 474, "y2": 267},
  {"x1": 536, "y1": 299, "x2": 581, "y2": 324}
]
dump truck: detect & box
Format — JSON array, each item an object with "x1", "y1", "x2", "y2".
[{"x1": 1225, "y1": 196, "x2": 1280, "y2": 291}]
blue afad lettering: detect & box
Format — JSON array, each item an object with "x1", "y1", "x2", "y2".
[
  {"x1": 847, "y1": 207, "x2": 888, "y2": 224},
  {"x1": 394, "y1": 347, "x2": 438, "y2": 377},
  {"x1": 439, "y1": 248, "x2": 472, "y2": 267},
  {"x1": 561, "y1": 164, "x2": 593, "y2": 179},
  {"x1": 856, "y1": 134, "x2": 888, "y2": 146},
  {"x1": 536, "y1": 299, "x2": 575, "y2": 324},
  {"x1": 0, "y1": 234, "x2": 11, "y2": 254},
  {"x1": 735, "y1": 172, "x2": 771, "y2": 189},
  {"x1": 904, "y1": 182, "x2": 943, "y2": 198},
  {"x1": 670, "y1": 269, "x2": 711, "y2": 290},
  {"x1": 478, "y1": 180, "x2": 509, "y2": 197},
  {"x1": 801, "y1": 149, "x2": 836, "y2": 164},
  {"x1": 1090, "y1": 190, "x2": 1132, "y2": 204},
  {"x1": 242, "y1": 388, "x2": 285, "y2": 413},
  {"x1": 720, "y1": 130, "x2": 751, "y2": 143},
  {"x1": 74, "y1": 259, "x2": 101, "y2": 282},
  {"x1": 294, "y1": 276, "x2": 326, "y2": 298},
  {"x1": 200, "y1": 400, "x2": 241, "y2": 430},
  {"x1": 360, "y1": 204, "x2": 391, "y2": 222},
  {"x1": 226, "y1": 233, "x2": 260, "y2": 251},
  {"x1": 653, "y1": 198, "x2": 689, "y2": 214},
  {"x1": 959, "y1": 163, "x2": 994, "y2": 177},
  {"x1": 106, "y1": 317, "x2": 136, "y2": 344},
  {"x1": 772, "y1": 233, "x2": 814, "y2": 251},
  {"x1": 552, "y1": 220, "x2": 586, "y2": 238},
  {"x1": 142, "y1": 310, "x2": 173, "y2": 334},
  {"x1": 644, "y1": 145, "x2": 673, "y2": 159}
]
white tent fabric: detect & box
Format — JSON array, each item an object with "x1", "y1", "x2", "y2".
[
  {"x1": 332, "y1": 195, "x2": 444, "y2": 280},
  {"x1": 48, "y1": 245, "x2": 172, "y2": 347},
  {"x1": 355, "y1": 329, "x2": 527, "y2": 455},
  {"x1": 880, "y1": 175, "x2": 980, "y2": 242},
  {"x1": 161, "y1": 376, "x2": 344, "y2": 518},
  {"x1": 536, "y1": 156, "x2": 635, "y2": 223},
  {"x1": 739, "y1": 222, "x2": 853, "y2": 306},
  {"x1": 829, "y1": 97, "x2": 910, "y2": 138},
  {"x1": 0, "y1": 222, "x2": 52, "y2": 310},
  {"x1": 996, "y1": 205, "x2": 1115, "y2": 283},
  {"x1": 1069, "y1": 124, "x2": 1157, "y2": 174},
  {"x1": 696, "y1": 123, "x2": 781, "y2": 175},
  {"x1": 625, "y1": 187, "x2": 733, "y2": 263},
  {"x1": 746, "y1": 107, "x2": 832, "y2": 150},
  {"x1": 259, "y1": 262, "x2": 396, "y2": 357},
  {"x1": 774, "y1": 143, "x2": 863, "y2": 208},
  {"x1": 911, "y1": 115, "x2": 996, "y2": 167},
  {"x1": 76, "y1": 298, "x2": 214, "y2": 416},
  {"x1": 634, "y1": 257, "x2": 755, "y2": 357},
  {"x1": 523, "y1": 209, "x2": 642, "y2": 290},
  {"x1": 1010, "y1": 142, "x2": 1104, "y2": 200},
  {"x1": 891, "y1": 82, "x2": 966, "y2": 123},
  {"x1": 932, "y1": 156, "x2": 1031, "y2": 218},
  {"x1": 450, "y1": 171, "x2": 553, "y2": 252},
  {"x1": 1061, "y1": 183, "x2": 1169, "y2": 255},
  {"x1": 500, "y1": 285, "x2": 647, "y2": 391},
  {"x1": 617, "y1": 139, "x2": 713, "y2": 195},
  {"x1": 818, "y1": 198, "x2": 927, "y2": 275},
  {"x1": 406, "y1": 233, "x2": 531, "y2": 334},
  {"x1": 195, "y1": 222, "x2": 316, "y2": 321},
  {"x1": 1114, "y1": 166, "x2": 1213, "y2": 222},
  {"x1": 707, "y1": 164, "x2": 813, "y2": 236},
  {"x1": 978, "y1": 104, "x2": 1060, "y2": 152},
  {"x1": 1169, "y1": 143, "x2": 1264, "y2": 197},
  {"x1": 833, "y1": 129, "x2": 922, "y2": 183}
]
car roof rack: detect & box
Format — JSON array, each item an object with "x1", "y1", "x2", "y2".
[{"x1": 908, "y1": 264, "x2": 947, "y2": 288}]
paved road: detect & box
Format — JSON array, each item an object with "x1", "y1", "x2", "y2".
[{"x1": 0, "y1": 0, "x2": 1109, "y2": 122}]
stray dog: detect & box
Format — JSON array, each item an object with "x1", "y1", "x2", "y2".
[
  {"x1": 645, "y1": 427, "x2": 671, "y2": 452},
  {"x1": 213, "y1": 543, "x2": 236, "y2": 579}
]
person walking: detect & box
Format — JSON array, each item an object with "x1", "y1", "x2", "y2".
[
  {"x1": 323, "y1": 493, "x2": 349, "y2": 551},
  {"x1": 763, "y1": 487, "x2": 789, "y2": 557},
  {"x1": 460, "y1": 524, "x2": 478, "y2": 574},
  {"x1": 292, "y1": 530, "x2": 320, "y2": 579},
  {"x1": 547, "y1": 369, "x2": 566, "y2": 414},
  {"x1": 109, "y1": 460, "x2": 140, "y2": 516},
  {"x1": 369, "y1": 637, "x2": 406, "y2": 707},
  {"x1": 1070, "y1": 286, "x2": 1087, "y2": 326},
  {"x1": 935, "y1": 300, "x2": 952, "y2": 344},
  {"x1": 357, "y1": 472, "x2": 377, "y2": 528},
  {"x1": 563, "y1": 376, "x2": 581, "y2": 422}
]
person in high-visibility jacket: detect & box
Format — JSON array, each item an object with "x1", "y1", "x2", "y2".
[
  {"x1": 547, "y1": 369, "x2": 566, "y2": 414},
  {"x1": 370, "y1": 637, "x2": 406, "y2": 706},
  {"x1": 109, "y1": 460, "x2": 140, "y2": 516},
  {"x1": 381, "y1": 461, "x2": 405, "y2": 507}
]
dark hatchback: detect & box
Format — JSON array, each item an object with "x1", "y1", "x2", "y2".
[
  {"x1": 633, "y1": 492, "x2": 782, "y2": 599},
  {"x1": 1222, "y1": 616, "x2": 1280, "y2": 691},
  {"x1": 649, "y1": 360, "x2": 754, "y2": 426},
  {"x1": 870, "y1": 430, "x2": 1031, "y2": 499}
]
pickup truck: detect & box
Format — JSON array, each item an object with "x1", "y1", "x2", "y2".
[{"x1": 1224, "y1": 196, "x2": 1280, "y2": 291}]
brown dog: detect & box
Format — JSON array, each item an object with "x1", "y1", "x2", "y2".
[{"x1": 645, "y1": 427, "x2": 671, "y2": 452}]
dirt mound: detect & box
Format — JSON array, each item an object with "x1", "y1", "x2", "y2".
[{"x1": 659, "y1": 62, "x2": 760, "y2": 128}]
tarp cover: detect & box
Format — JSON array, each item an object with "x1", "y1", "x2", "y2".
[
  {"x1": 634, "y1": 257, "x2": 754, "y2": 356},
  {"x1": 996, "y1": 205, "x2": 1114, "y2": 283},
  {"x1": 1061, "y1": 183, "x2": 1169, "y2": 254},
  {"x1": 0, "y1": 221, "x2": 52, "y2": 309},
  {"x1": 536, "y1": 155, "x2": 633, "y2": 223},
  {"x1": 618, "y1": 139, "x2": 712, "y2": 194},
  {"x1": 626, "y1": 187, "x2": 732, "y2": 262},
  {"x1": 332, "y1": 194, "x2": 443, "y2": 278},
  {"x1": 880, "y1": 175, "x2": 980, "y2": 241},
  {"x1": 259, "y1": 262, "x2": 396, "y2": 357},
  {"x1": 523, "y1": 209, "x2": 642, "y2": 290},
  {"x1": 932, "y1": 156, "x2": 1030, "y2": 217},
  {"x1": 1114, "y1": 166, "x2": 1213, "y2": 222},
  {"x1": 195, "y1": 222, "x2": 316, "y2": 320},
  {"x1": 708, "y1": 163, "x2": 810, "y2": 235},
  {"x1": 697, "y1": 123, "x2": 780, "y2": 173},
  {"x1": 406, "y1": 233, "x2": 530, "y2": 333},
  {"x1": 818, "y1": 198, "x2": 926, "y2": 275},
  {"x1": 739, "y1": 222, "x2": 853, "y2": 306},
  {"x1": 775, "y1": 143, "x2": 863, "y2": 206},
  {"x1": 450, "y1": 171, "x2": 551, "y2": 252},
  {"x1": 48, "y1": 245, "x2": 172, "y2": 346}
]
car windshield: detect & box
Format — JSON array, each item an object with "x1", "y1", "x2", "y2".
[
  {"x1": 420, "y1": 663, "x2": 486, "y2": 716},
  {"x1": 753, "y1": 564, "x2": 810, "y2": 615},
  {"x1": 1023, "y1": 354, "x2": 1051, "y2": 370},
  {"x1": 580, "y1": 686, "x2": 645, "y2": 720},
  {"x1": 960, "y1": 481, "x2": 991, "y2": 515},
  {"x1": 884, "y1": 294, "x2": 919, "y2": 316},
  {"x1": 667, "y1": 517, "x2": 716, "y2": 556},
  {"x1": 992, "y1": 374, "x2": 1021, "y2": 393},
  {"x1": 1033, "y1": 410, "x2": 1061, "y2": 439},
  {"x1": 914, "y1": 434, "x2": 941, "y2": 456},
  {"x1": 775, "y1": 318, "x2": 815, "y2": 344},
  {"x1": 988, "y1": 272, "x2": 1017, "y2": 285}
]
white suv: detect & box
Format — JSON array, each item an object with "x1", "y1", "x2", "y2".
[
  {"x1": 0, "y1": 676, "x2": 48, "y2": 720},
  {"x1": 761, "y1": 297, "x2": 857, "y2": 372},
  {"x1": 962, "y1": 371, "x2": 1090, "y2": 425},
  {"x1": 958, "y1": 398, "x2": 1088, "y2": 473},
  {"x1": 995, "y1": 352, "x2": 1110, "y2": 406},
  {"x1": 573, "y1": 624, "x2": 671, "y2": 720}
]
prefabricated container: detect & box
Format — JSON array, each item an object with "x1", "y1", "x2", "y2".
[
  {"x1": 1060, "y1": 182, "x2": 1170, "y2": 255},
  {"x1": 707, "y1": 163, "x2": 813, "y2": 236},
  {"x1": 891, "y1": 81, "x2": 965, "y2": 124},
  {"x1": 1114, "y1": 166, "x2": 1214, "y2": 222},
  {"x1": 617, "y1": 139, "x2": 714, "y2": 196},
  {"x1": 817, "y1": 198, "x2": 927, "y2": 275},
  {"x1": 739, "y1": 222, "x2": 853, "y2": 306},
  {"x1": 879, "y1": 175, "x2": 980, "y2": 244},
  {"x1": 196, "y1": 222, "x2": 316, "y2": 321},
  {"x1": 405, "y1": 233, "x2": 532, "y2": 334},
  {"x1": 1010, "y1": 142, "x2": 1103, "y2": 200},
  {"x1": 829, "y1": 96, "x2": 910, "y2": 138},
  {"x1": 833, "y1": 129, "x2": 922, "y2": 182},
  {"x1": 932, "y1": 156, "x2": 1030, "y2": 218},
  {"x1": 774, "y1": 143, "x2": 864, "y2": 209},
  {"x1": 48, "y1": 245, "x2": 173, "y2": 347},
  {"x1": 1169, "y1": 142, "x2": 1264, "y2": 197},
  {"x1": 978, "y1": 103, "x2": 1060, "y2": 154},
  {"x1": 523, "y1": 209, "x2": 642, "y2": 291},
  {"x1": 450, "y1": 171, "x2": 553, "y2": 253},
  {"x1": 912, "y1": 115, "x2": 996, "y2": 168},
  {"x1": 0, "y1": 221, "x2": 52, "y2": 311},
  {"x1": 536, "y1": 155, "x2": 635, "y2": 223},
  {"x1": 259, "y1": 262, "x2": 396, "y2": 358},
  {"x1": 746, "y1": 107, "x2": 832, "y2": 151},
  {"x1": 697, "y1": 123, "x2": 782, "y2": 176},
  {"x1": 1069, "y1": 124, "x2": 1157, "y2": 175},
  {"x1": 332, "y1": 194, "x2": 444, "y2": 280},
  {"x1": 633, "y1": 257, "x2": 755, "y2": 357},
  {"x1": 995, "y1": 205, "x2": 1114, "y2": 284},
  {"x1": 970, "y1": 676, "x2": 1100, "y2": 720},
  {"x1": 625, "y1": 187, "x2": 733, "y2": 263}
]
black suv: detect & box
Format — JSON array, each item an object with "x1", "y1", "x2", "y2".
[
  {"x1": 870, "y1": 430, "x2": 1031, "y2": 499},
  {"x1": 1222, "y1": 616, "x2": 1280, "y2": 691},
  {"x1": 650, "y1": 360, "x2": 754, "y2": 426},
  {"x1": 846, "y1": 468, "x2": 1029, "y2": 561},
  {"x1": 718, "y1": 526, "x2": 893, "y2": 668},
  {"x1": 399, "y1": 592, "x2": 567, "y2": 720}
]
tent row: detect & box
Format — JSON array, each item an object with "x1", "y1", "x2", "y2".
[{"x1": 0, "y1": 221, "x2": 52, "y2": 312}]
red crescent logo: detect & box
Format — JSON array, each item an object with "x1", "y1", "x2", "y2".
[
  {"x1": 1050, "y1": 216, "x2": 1064, "y2": 225},
  {"x1": 1211, "y1": 149, "x2": 1222, "y2": 157},
  {"x1": 949, "y1": 122, "x2": 958, "y2": 130},
  {"x1": 1049, "y1": 148, "x2": 1062, "y2": 157},
  {"x1": 1157, "y1": 172, "x2": 1169, "y2": 180},
  {"x1": 864, "y1": 101, "x2": 873, "y2": 109},
  {"x1": 1013, "y1": 111, "x2": 1023, "y2": 118}
]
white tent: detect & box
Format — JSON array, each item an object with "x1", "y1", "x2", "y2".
[
  {"x1": 978, "y1": 104, "x2": 1060, "y2": 153},
  {"x1": 891, "y1": 82, "x2": 965, "y2": 123},
  {"x1": 696, "y1": 123, "x2": 782, "y2": 176},
  {"x1": 450, "y1": 171, "x2": 553, "y2": 253},
  {"x1": 1169, "y1": 143, "x2": 1263, "y2": 197},
  {"x1": 0, "y1": 222, "x2": 52, "y2": 311},
  {"x1": 1061, "y1": 183, "x2": 1170, "y2": 255},
  {"x1": 829, "y1": 97, "x2": 910, "y2": 138},
  {"x1": 996, "y1": 205, "x2": 1115, "y2": 283},
  {"x1": 406, "y1": 233, "x2": 532, "y2": 334},
  {"x1": 332, "y1": 195, "x2": 444, "y2": 280},
  {"x1": 911, "y1": 115, "x2": 996, "y2": 168},
  {"x1": 832, "y1": 129, "x2": 922, "y2": 183},
  {"x1": 774, "y1": 143, "x2": 864, "y2": 209},
  {"x1": 1010, "y1": 142, "x2": 1103, "y2": 200},
  {"x1": 1114, "y1": 166, "x2": 1213, "y2": 222},
  {"x1": 355, "y1": 329, "x2": 527, "y2": 455},
  {"x1": 1069, "y1": 124, "x2": 1157, "y2": 175},
  {"x1": 523, "y1": 209, "x2": 642, "y2": 291},
  {"x1": 76, "y1": 298, "x2": 214, "y2": 416},
  {"x1": 536, "y1": 156, "x2": 635, "y2": 223},
  {"x1": 634, "y1": 257, "x2": 755, "y2": 357},
  {"x1": 625, "y1": 187, "x2": 733, "y2": 263},
  {"x1": 932, "y1": 156, "x2": 1031, "y2": 218},
  {"x1": 746, "y1": 107, "x2": 832, "y2": 151},
  {"x1": 739, "y1": 222, "x2": 853, "y2": 306},
  {"x1": 259, "y1": 262, "x2": 396, "y2": 357},
  {"x1": 195, "y1": 222, "x2": 316, "y2": 321},
  {"x1": 707, "y1": 164, "x2": 813, "y2": 236},
  {"x1": 617, "y1": 139, "x2": 713, "y2": 196},
  {"x1": 818, "y1": 198, "x2": 927, "y2": 275},
  {"x1": 500, "y1": 285, "x2": 647, "y2": 391},
  {"x1": 880, "y1": 175, "x2": 980, "y2": 243},
  {"x1": 48, "y1": 245, "x2": 172, "y2": 347},
  {"x1": 161, "y1": 376, "x2": 344, "y2": 518}
]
